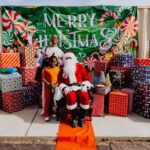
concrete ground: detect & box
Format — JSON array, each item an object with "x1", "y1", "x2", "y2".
[
  {"x1": 0, "y1": 105, "x2": 150, "y2": 137},
  {"x1": 0, "y1": 105, "x2": 150, "y2": 149}
]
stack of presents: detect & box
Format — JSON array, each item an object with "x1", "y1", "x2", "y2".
[
  {"x1": 0, "y1": 46, "x2": 41, "y2": 113},
  {"x1": 0, "y1": 48, "x2": 150, "y2": 120},
  {"x1": 86, "y1": 53, "x2": 150, "y2": 119}
]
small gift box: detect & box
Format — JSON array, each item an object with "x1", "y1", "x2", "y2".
[{"x1": 109, "y1": 90, "x2": 129, "y2": 117}]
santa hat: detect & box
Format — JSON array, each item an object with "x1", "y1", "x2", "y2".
[{"x1": 63, "y1": 50, "x2": 78, "y2": 63}]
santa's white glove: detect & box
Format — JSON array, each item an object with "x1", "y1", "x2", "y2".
[
  {"x1": 71, "y1": 85, "x2": 81, "y2": 91},
  {"x1": 64, "y1": 87, "x2": 72, "y2": 95},
  {"x1": 81, "y1": 81, "x2": 92, "y2": 90},
  {"x1": 81, "y1": 86, "x2": 87, "y2": 92}
]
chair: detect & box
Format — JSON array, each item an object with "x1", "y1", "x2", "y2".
[{"x1": 56, "y1": 89, "x2": 94, "y2": 121}]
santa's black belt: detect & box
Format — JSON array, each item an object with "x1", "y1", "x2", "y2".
[{"x1": 67, "y1": 83, "x2": 81, "y2": 86}]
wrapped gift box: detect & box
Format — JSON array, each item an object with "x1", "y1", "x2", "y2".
[
  {"x1": 22, "y1": 85, "x2": 38, "y2": 106},
  {"x1": 0, "y1": 53, "x2": 20, "y2": 68},
  {"x1": 94, "y1": 61, "x2": 107, "y2": 76},
  {"x1": 92, "y1": 94, "x2": 104, "y2": 116},
  {"x1": 20, "y1": 46, "x2": 36, "y2": 67},
  {"x1": 133, "y1": 82, "x2": 150, "y2": 118},
  {"x1": 18, "y1": 67, "x2": 37, "y2": 85},
  {"x1": 134, "y1": 58, "x2": 150, "y2": 66},
  {"x1": 131, "y1": 66, "x2": 150, "y2": 83},
  {"x1": 109, "y1": 70, "x2": 126, "y2": 89},
  {"x1": 0, "y1": 72, "x2": 22, "y2": 92},
  {"x1": 121, "y1": 88, "x2": 134, "y2": 112},
  {"x1": 110, "y1": 66, "x2": 131, "y2": 70},
  {"x1": 94, "y1": 86, "x2": 111, "y2": 95},
  {"x1": 114, "y1": 54, "x2": 134, "y2": 67},
  {"x1": 109, "y1": 91, "x2": 129, "y2": 117},
  {"x1": 2, "y1": 90, "x2": 23, "y2": 113},
  {"x1": 27, "y1": 81, "x2": 42, "y2": 107}
]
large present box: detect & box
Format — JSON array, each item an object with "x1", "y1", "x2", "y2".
[
  {"x1": 22, "y1": 85, "x2": 38, "y2": 106},
  {"x1": 0, "y1": 53, "x2": 20, "y2": 68},
  {"x1": 134, "y1": 58, "x2": 150, "y2": 66},
  {"x1": 94, "y1": 86, "x2": 111, "y2": 95},
  {"x1": 0, "y1": 72, "x2": 22, "y2": 92},
  {"x1": 92, "y1": 94, "x2": 104, "y2": 116},
  {"x1": 114, "y1": 54, "x2": 134, "y2": 67},
  {"x1": 131, "y1": 66, "x2": 150, "y2": 83},
  {"x1": 94, "y1": 61, "x2": 107, "y2": 76},
  {"x1": 18, "y1": 67, "x2": 37, "y2": 85},
  {"x1": 2, "y1": 90, "x2": 23, "y2": 113},
  {"x1": 109, "y1": 91, "x2": 129, "y2": 117},
  {"x1": 133, "y1": 82, "x2": 150, "y2": 118},
  {"x1": 121, "y1": 88, "x2": 134, "y2": 112},
  {"x1": 20, "y1": 46, "x2": 36, "y2": 67}
]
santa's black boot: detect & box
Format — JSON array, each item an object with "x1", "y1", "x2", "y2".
[
  {"x1": 78, "y1": 108, "x2": 87, "y2": 127},
  {"x1": 71, "y1": 109, "x2": 78, "y2": 128}
]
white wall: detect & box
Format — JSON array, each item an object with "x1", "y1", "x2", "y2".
[{"x1": 0, "y1": 0, "x2": 150, "y2": 6}]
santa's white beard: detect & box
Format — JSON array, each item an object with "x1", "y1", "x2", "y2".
[{"x1": 63, "y1": 59, "x2": 77, "y2": 83}]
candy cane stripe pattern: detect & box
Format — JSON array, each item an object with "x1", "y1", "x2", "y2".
[
  {"x1": 2, "y1": 9, "x2": 23, "y2": 33},
  {"x1": 2, "y1": 31, "x2": 14, "y2": 46},
  {"x1": 20, "y1": 20, "x2": 36, "y2": 39},
  {"x1": 32, "y1": 40, "x2": 39, "y2": 49},
  {"x1": 120, "y1": 16, "x2": 138, "y2": 38},
  {"x1": 84, "y1": 56, "x2": 96, "y2": 71},
  {"x1": 99, "y1": 11, "x2": 118, "y2": 26}
]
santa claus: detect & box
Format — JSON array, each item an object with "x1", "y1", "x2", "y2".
[{"x1": 56, "y1": 51, "x2": 92, "y2": 128}]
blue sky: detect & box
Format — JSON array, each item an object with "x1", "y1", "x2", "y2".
[{"x1": 0, "y1": 0, "x2": 149, "y2": 6}]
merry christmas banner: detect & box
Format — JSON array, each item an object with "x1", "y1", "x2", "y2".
[{"x1": 2, "y1": 6, "x2": 138, "y2": 62}]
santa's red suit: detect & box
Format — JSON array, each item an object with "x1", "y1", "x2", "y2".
[{"x1": 58, "y1": 52, "x2": 92, "y2": 111}]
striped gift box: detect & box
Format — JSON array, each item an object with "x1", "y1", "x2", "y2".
[
  {"x1": 18, "y1": 67, "x2": 37, "y2": 86},
  {"x1": 20, "y1": 46, "x2": 36, "y2": 67},
  {"x1": 134, "y1": 58, "x2": 150, "y2": 66},
  {"x1": 2, "y1": 90, "x2": 24, "y2": 113},
  {"x1": 109, "y1": 91, "x2": 129, "y2": 117},
  {"x1": 0, "y1": 53, "x2": 20, "y2": 68}
]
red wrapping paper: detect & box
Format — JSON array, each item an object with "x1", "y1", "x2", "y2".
[
  {"x1": 2, "y1": 90, "x2": 23, "y2": 113},
  {"x1": 109, "y1": 90, "x2": 129, "y2": 117},
  {"x1": 18, "y1": 67, "x2": 37, "y2": 85},
  {"x1": 134, "y1": 58, "x2": 150, "y2": 66}
]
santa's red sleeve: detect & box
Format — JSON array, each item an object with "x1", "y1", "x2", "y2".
[
  {"x1": 80, "y1": 64, "x2": 91, "y2": 82},
  {"x1": 80, "y1": 64, "x2": 92, "y2": 89}
]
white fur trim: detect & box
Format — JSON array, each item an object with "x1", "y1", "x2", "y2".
[
  {"x1": 69, "y1": 72, "x2": 77, "y2": 84},
  {"x1": 81, "y1": 81, "x2": 92, "y2": 89},
  {"x1": 63, "y1": 53, "x2": 78, "y2": 63},
  {"x1": 59, "y1": 83, "x2": 67, "y2": 92},
  {"x1": 80, "y1": 103, "x2": 90, "y2": 109},
  {"x1": 66, "y1": 103, "x2": 77, "y2": 110},
  {"x1": 54, "y1": 87, "x2": 64, "y2": 101}
]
